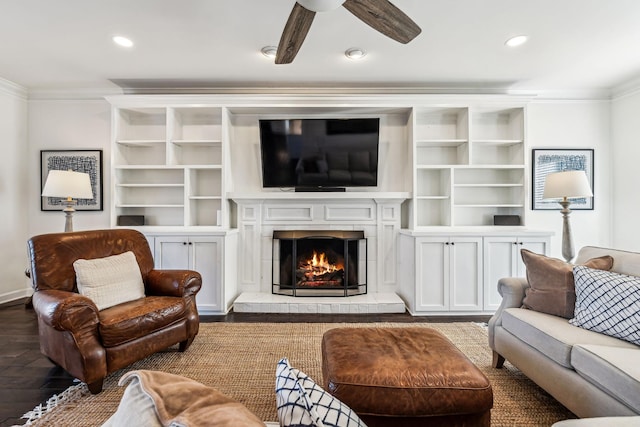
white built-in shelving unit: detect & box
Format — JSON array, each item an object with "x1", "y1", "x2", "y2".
[
  {"x1": 411, "y1": 106, "x2": 526, "y2": 228},
  {"x1": 106, "y1": 94, "x2": 552, "y2": 316},
  {"x1": 111, "y1": 104, "x2": 226, "y2": 229}
]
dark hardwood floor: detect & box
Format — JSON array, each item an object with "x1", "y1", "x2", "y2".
[{"x1": 0, "y1": 297, "x2": 489, "y2": 426}]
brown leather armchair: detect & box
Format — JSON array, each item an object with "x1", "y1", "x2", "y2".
[{"x1": 27, "y1": 229, "x2": 202, "y2": 394}]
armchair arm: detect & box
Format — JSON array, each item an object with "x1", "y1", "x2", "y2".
[
  {"x1": 145, "y1": 269, "x2": 202, "y2": 298},
  {"x1": 32, "y1": 289, "x2": 106, "y2": 390},
  {"x1": 32, "y1": 289, "x2": 100, "y2": 331},
  {"x1": 488, "y1": 277, "x2": 529, "y2": 350}
]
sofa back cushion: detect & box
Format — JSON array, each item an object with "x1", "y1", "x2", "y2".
[
  {"x1": 521, "y1": 249, "x2": 613, "y2": 319},
  {"x1": 576, "y1": 246, "x2": 640, "y2": 277}
]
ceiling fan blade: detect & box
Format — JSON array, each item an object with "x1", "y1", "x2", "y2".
[
  {"x1": 276, "y1": 3, "x2": 316, "y2": 64},
  {"x1": 342, "y1": 0, "x2": 421, "y2": 44}
]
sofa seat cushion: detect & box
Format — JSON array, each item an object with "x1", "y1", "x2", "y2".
[
  {"x1": 571, "y1": 344, "x2": 640, "y2": 413},
  {"x1": 502, "y1": 308, "x2": 637, "y2": 368},
  {"x1": 99, "y1": 296, "x2": 186, "y2": 348}
]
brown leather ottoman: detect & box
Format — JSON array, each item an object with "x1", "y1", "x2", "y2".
[{"x1": 321, "y1": 327, "x2": 493, "y2": 427}]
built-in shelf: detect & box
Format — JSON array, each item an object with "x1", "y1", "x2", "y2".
[
  {"x1": 412, "y1": 105, "x2": 526, "y2": 227},
  {"x1": 171, "y1": 139, "x2": 222, "y2": 146},
  {"x1": 110, "y1": 102, "x2": 227, "y2": 229},
  {"x1": 116, "y1": 204, "x2": 185, "y2": 208},
  {"x1": 117, "y1": 183, "x2": 185, "y2": 188},
  {"x1": 116, "y1": 139, "x2": 166, "y2": 146}
]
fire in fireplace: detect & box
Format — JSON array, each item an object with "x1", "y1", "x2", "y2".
[
  {"x1": 272, "y1": 230, "x2": 366, "y2": 297},
  {"x1": 298, "y1": 250, "x2": 344, "y2": 287}
]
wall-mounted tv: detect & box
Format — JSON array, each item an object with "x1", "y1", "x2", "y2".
[{"x1": 259, "y1": 118, "x2": 380, "y2": 190}]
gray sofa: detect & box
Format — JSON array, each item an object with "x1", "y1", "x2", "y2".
[{"x1": 488, "y1": 246, "x2": 640, "y2": 419}]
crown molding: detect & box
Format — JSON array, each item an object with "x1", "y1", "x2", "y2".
[
  {"x1": 27, "y1": 87, "x2": 123, "y2": 101},
  {"x1": 611, "y1": 75, "x2": 640, "y2": 100},
  {"x1": 20, "y1": 83, "x2": 616, "y2": 102},
  {"x1": 0, "y1": 77, "x2": 28, "y2": 99}
]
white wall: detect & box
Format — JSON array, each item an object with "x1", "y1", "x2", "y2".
[
  {"x1": 611, "y1": 90, "x2": 640, "y2": 251},
  {"x1": 526, "y1": 101, "x2": 612, "y2": 258},
  {"x1": 0, "y1": 80, "x2": 29, "y2": 303},
  {"x1": 27, "y1": 99, "x2": 111, "y2": 237}
]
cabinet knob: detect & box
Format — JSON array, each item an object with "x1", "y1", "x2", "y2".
[
  {"x1": 183, "y1": 242, "x2": 187, "y2": 245},
  {"x1": 189, "y1": 242, "x2": 193, "y2": 245}
]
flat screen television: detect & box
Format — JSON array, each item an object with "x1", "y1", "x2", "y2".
[{"x1": 259, "y1": 118, "x2": 380, "y2": 190}]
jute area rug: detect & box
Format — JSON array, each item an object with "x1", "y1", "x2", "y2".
[{"x1": 25, "y1": 322, "x2": 575, "y2": 426}]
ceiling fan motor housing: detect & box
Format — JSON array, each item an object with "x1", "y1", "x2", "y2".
[{"x1": 298, "y1": 0, "x2": 346, "y2": 12}]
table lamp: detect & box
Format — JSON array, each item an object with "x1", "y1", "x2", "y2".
[
  {"x1": 42, "y1": 170, "x2": 93, "y2": 232},
  {"x1": 543, "y1": 170, "x2": 593, "y2": 262}
]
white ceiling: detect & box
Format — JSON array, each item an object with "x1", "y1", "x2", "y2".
[{"x1": 2, "y1": 0, "x2": 640, "y2": 97}]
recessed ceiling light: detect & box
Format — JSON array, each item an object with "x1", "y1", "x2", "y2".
[
  {"x1": 261, "y1": 46, "x2": 278, "y2": 59},
  {"x1": 505, "y1": 35, "x2": 528, "y2": 47},
  {"x1": 345, "y1": 48, "x2": 366, "y2": 60},
  {"x1": 113, "y1": 36, "x2": 134, "y2": 48}
]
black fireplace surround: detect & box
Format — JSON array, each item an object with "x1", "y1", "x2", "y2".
[{"x1": 272, "y1": 230, "x2": 367, "y2": 297}]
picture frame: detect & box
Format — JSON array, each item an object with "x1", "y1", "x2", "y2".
[
  {"x1": 531, "y1": 148, "x2": 594, "y2": 210},
  {"x1": 41, "y1": 149, "x2": 103, "y2": 211}
]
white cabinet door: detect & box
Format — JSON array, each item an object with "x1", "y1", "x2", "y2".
[
  {"x1": 415, "y1": 236, "x2": 482, "y2": 312},
  {"x1": 416, "y1": 238, "x2": 448, "y2": 311},
  {"x1": 155, "y1": 236, "x2": 190, "y2": 269},
  {"x1": 449, "y1": 237, "x2": 483, "y2": 311},
  {"x1": 154, "y1": 235, "x2": 222, "y2": 314},
  {"x1": 189, "y1": 236, "x2": 222, "y2": 313},
  {"x1": 483, "y1": 235, "x2": 550, "y2": 311}
]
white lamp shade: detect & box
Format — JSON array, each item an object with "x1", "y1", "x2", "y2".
[
  {"x1": 543, "y1": 170, "x2": 593, "y2": 200},
  {"x1": 42, "y1": 170, "x2": 93, "y2": 199}
]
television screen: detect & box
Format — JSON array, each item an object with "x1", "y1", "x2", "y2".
[{"x1": 259, "y1": 118, "x2": 380, "y2": 189}]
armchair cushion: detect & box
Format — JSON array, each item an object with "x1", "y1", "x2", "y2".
[
  {"x1": 99, "y1": 296, "x2": 186, "y2": 348},
  {"x1": 520, "y1": 249, "x2": 613, "y2": 319},
  {"x1": 73, "y1": 251, "x2": 145, "y2": 310}
]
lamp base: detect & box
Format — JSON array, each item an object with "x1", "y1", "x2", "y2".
[
  {"x1": 63, "y1": 201, "x2": 77, "y2": 232},
  {"x1": 559, "y1": 199, "x2": 574, "y2": 263}
]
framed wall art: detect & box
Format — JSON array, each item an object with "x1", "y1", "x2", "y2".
[
  {"x1": 41, "y1": 149, "x2": 103, "y2": 211},
  {"x1": 531, "y1": 148, "x2": 594, "y2": 210}
]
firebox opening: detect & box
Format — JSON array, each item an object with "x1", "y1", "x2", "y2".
[{"x1": 272, "y1": 230, "x2": 366, "y2": 297}]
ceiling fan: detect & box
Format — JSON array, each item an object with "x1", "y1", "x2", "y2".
[{"x1": 275, "y1": 0, "x2": 421, "y2": 64}]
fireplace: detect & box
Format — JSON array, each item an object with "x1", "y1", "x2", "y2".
[{"x1": 272, "y1": 230, "x2": 367, "y2": 297}]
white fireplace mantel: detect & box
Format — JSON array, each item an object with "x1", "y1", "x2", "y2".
[
  {"x1": 230, "y1": 192, "x2": 409, "y2": 300},
  {"x1": 227, "y1": 191, "x2": 410, "y2": 202}
]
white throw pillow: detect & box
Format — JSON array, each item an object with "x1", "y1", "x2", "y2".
[
  {"x1": 275, "y1": 357, "x2": 366, "y2": 427},
  {"x1": 73, "y1": 251, "x2": 145, "y2": 310},
  {"x1": 570, "y1": 265, "x2": 640, "y2": 345}
]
